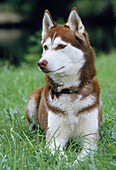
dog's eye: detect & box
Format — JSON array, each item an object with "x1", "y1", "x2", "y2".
[
  {"x1": 57, "y1": 44, "x2": 67, "y2": 49},
  {"x1": 43, "y1": 45, "x2": 48, "y2": 50}
]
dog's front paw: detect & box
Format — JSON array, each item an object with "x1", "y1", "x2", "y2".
[
  {"x1": 73, "y1": 159, "x2": 79, "y2": 165},
  {"x1": 73, "y1": 150, "x2": 88, "y2": 165},
  {"x1": 58, "y1": 150, "x2": 68, "y2": 161}
]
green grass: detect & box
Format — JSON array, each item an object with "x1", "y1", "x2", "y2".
[{"x1": 0, "y1": 51, "x2": 116, "y2": 169}]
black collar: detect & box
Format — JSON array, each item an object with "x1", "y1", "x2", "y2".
[
  {"x1": 50, "y1": 88, "x2": 79, "y2": 100},
  {"x1": 50, "y1": 80, "x2": 91, "y2": 100}
]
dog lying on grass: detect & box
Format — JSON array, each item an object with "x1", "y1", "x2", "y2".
[{"x1": 26, "y1": 8, "x2": 102, "y2": 162}]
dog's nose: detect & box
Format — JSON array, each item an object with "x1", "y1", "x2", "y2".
[{"x1": 38, "y1": 59, "x2": 48, "y2": 69}]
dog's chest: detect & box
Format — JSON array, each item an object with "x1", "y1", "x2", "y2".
[
  {"x1": 48, "y1": 92, "x2": 96, "y2": 116},
  {"x1": 47, "y1": 92, "x2": 98, "y2": 138}
]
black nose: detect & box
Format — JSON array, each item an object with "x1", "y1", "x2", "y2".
[{"x1": 38, "y1": 59, "x2": 48, "y2": 69}]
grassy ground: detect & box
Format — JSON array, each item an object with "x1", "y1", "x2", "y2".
[{"x1": 0, "y1": 51, "x2": 116, "y2": 169}]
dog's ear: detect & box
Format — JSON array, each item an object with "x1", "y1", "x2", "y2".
[
  {"x1": 42, "y1": 10, "x2": 55, "y2": 40},
  {"x1": 66, "y1": 8, "x2": 85, "y2": 39}
]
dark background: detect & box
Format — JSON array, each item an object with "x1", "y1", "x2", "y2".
[{"x1": 0, "y1": 0, "x2": 116, "y2": 65}]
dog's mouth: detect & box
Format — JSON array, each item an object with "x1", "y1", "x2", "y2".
[{"x1": 40, "y1": 66, "x2": 65, "y2": 74}]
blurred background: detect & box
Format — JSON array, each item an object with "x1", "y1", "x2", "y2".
[{"x1": 0, "y1": 0, "x2": 116, "y2": 66}]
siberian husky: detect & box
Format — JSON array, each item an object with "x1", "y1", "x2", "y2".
[{"x1": 26, "y1": 8, "x2": 102, "y2": 162}]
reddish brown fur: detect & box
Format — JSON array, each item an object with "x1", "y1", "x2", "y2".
[
  {"x1": 26, "y1": 77, "x2": 102, "y2": 131},
  {"x1": 42, "y1": 25, "x2": 96, "y2": 89},
  {"x1": 77, "y1": 78, "x2": 102, "y2": 127},
  {"x1": 25, "y1": 9, "x2": 102, "y2": 132},
  {"x1": 25, "y1": 88, "x2": 43, "y2": 124}
]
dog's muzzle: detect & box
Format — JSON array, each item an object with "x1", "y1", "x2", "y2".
[{"x1": 38, "y1": 59, "x2": 48, "y2": 72}]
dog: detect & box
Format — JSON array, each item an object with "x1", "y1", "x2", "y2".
[{"x1": 25, "y1": 8, "x2": 102, "y2": 161}]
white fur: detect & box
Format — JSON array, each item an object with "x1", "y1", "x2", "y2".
[
  {"x1": 40, "y1": 37, "x2": 85, "y2": 90},
  {"x1": 51, "y1": 32, "x2": 57, "y2": 44},
  {"x1": 27, "y1": 98, "x2": 38, "y2": 124},
  {"x1": 46, "y1": 91, "x2": 98, "y2": 160},
  {"x1": 42, "y1": 11, "x2": 54, "y2": 41},
  {"x1": 47, "y1": 107, "x2": 98, "y2": 152},
  {"x1": 66, "y1": 9, "x2": 85, "y2": 36},
  {"x1": 48, "y1": 93, "x2": 96, "y2": 116},
  {"x1": 39, "y1": 9, "x2": 100, "y2": 162}
]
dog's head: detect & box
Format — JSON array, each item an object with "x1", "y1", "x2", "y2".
[{"x1": 38, "y1": 8, "x2": 96, "y2": 88}]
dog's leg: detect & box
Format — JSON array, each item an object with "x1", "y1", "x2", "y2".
[
  {"x1": 46, "y1": 130, "x2": 68, "y2": 154},
  {"x1": 46, "y1": 111, "x2": 69, "y2": 154},
  {"x1": 46, "y1": 130, "x2": 69, "y2": 161},
  {"x1": 25, "y1": 88, "x2": 42, "y2": 128},
  {"x1": 74, "y1": 108, "x2": 99, "y2": 163},
  {"x1": 76, "y1": 132, "x2": 98, "y2": 163}
]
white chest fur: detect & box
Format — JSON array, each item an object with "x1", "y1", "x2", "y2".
[
  {"x1": 48, "y1": 93, "x2": 96, "y2": 115},
  {"x1": 47, "y1": 93, "x2": 98, "y2": 140}
]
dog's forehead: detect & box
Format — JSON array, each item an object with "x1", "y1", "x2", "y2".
[{"x1": 43, "y1": 25, "x2": 75, "y2": 45}]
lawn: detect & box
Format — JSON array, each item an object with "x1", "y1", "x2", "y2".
[{"x1": 0, "y1": 51, "x2": 116, "y2": 169}]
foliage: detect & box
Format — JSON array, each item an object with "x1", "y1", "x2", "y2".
[
  {"x1": 5, "y1": 0, "x2": 116, "y2": 20},
  {"x1": 7, "y1": 0, "x2": 37, "y2": 17},
  {"x1": 0, "y1": 51, "x2": 116, "y2": 169},
  {"x1": 24, "y1": 30, "x2": 42, "y2": 65},
  {"x1": 112, "y1": 0, "x2": 116, "y2": 18},
  {"x1": 87, "y1": 26, "x2": 115, "y2": 53},
  {"x1": 0, "y1": 0, "x2": 115, "y2": 66},
  {"x1": 69, "y1": 0, "x2": 116, "y2": 19},
  {"x1": 6, "y1": 0, "x2": 71, "y2": 19},
  {"x1": 0, "y1": 30, "x2": 42, "y2": 67}
]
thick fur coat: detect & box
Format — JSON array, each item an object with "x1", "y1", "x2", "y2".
[{"x1": 25, "y1": 8, "x2": 102, "y2": 161}]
